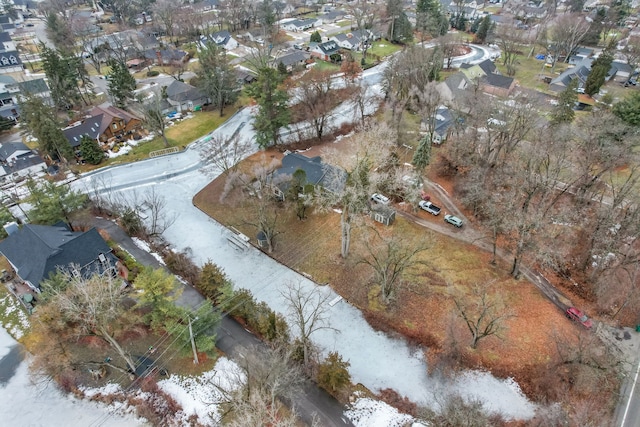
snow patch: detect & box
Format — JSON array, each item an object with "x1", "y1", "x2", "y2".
[
  {"x1": 345, "y1": 397, "x2": 415, "y2": 427},
  {"x1": 131, "y1": 237, "x2": 166, "y2": 265}
]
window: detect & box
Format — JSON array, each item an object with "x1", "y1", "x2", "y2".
[
  {"x1": 1, "y1": 57, "x2": 8, "y2": 65},
  {"x1": 112, "y1": 123, "x2": 118, "y2": 130},
  {"x1": 9, "y1": 56, "x2": 17, "y2": 64}
]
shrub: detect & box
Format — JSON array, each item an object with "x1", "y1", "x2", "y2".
[
  {"x1": 317, "y1": 351, "x2": 351, "y2": 395},
  {"x1": 377, "y1": 388, "x2": 417, "y2": 417},
  {"x1": 162, "y1": 249, "x2": 200, "y2": 285},
  {"x1": 146, "y1": 70, "x2": 160, "y2": 77}
]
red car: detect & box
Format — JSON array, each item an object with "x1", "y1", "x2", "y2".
[{"x1": 565, "y1": 307, "x2": 593, "y2": 329}]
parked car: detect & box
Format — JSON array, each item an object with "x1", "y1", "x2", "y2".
[
  {"x1": 371, "y1": 193, "x2": 390, "y2": 205},
  {"x1": 444, "y1": 214, "x2": 463, "y2": 227},
  {"x1": 565, "y1": 307, "x2": 593, "y2": 329},
  {"x1": 418, "y1": 200, "x2": 441, "y2": 216}
]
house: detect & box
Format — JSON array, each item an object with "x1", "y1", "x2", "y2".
[
  {"x1": 482, "y1": 73, "x2": 517, "y2": 97},
  {"x1": 62, "y1": 104, "x2": 142, "y2": 148},
  {"x1": 0, "y1": 31, "x2": 14, "y2": 52},
  {"x1": 319, "y1": 10, "x2": 346, "y2": 23},
  {"x1": 0, "y1": 141, "x2": 46, "y2": 178},
  {"x1": 165, "y1": 80, "x2": 208, "y2": 113},
  {"x1": 421, "y1": 107, "x2": 460, "y2": 144},
  {"x1": 0, "y1": 223, "x2": 124, "y2": 291},
  {"x1": 205, "y1": 30, "x2": 239, "y2": 50},
  {"x1": 351, "y1": 29, "x2": 382, "y2": 42},
  {"x1": 86, "y1": 30, "x2": 159, "y2": 60},
  {"x1": 549, "y1": 58, "x2": 592, "y2": 92},
  {"x1": 271, "y1": 152, "x2": 346, "y2": 199},
  {"x1": 437, "y1": 73, "x2": 470, "y2": 105},
  {"x1": 610, "y1": 61, "x2": 633, "y2": 83},
  {"x1": 0, "y1": 50, "x2": 21, "y2": 73},
  {"x1": 568, "y1": 47, "x2": 594, "y2": 65},
  {"x1": 17, "y1": 78, "x2": 51, "y2": 103},
  {"x1": 282, "y1": 18, "x2": 319, "y2": 32},
  {"x1": 192, "y1": 0, "x2": 219, "y2": 12},
  {"x1": 142, "y1": 49, "x2": 188, "y2": 66},
  {"x1": 89, "y1": 104, "x2": 143, "y2": 143},
  {"x1": 331, "y1": 33, "x2": 361, "y2": 51},
  {"x1": 277, "y1": 51, "x2": 309, "y2": 71},
  {"x1": 234, "y1": 67, "x2": 257, "y2": 85},
  {"x1": 310, "y1": 41, "x2": 340, "y2": 61}
]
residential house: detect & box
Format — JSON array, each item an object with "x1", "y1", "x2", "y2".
[
  {"x1": 460, "y1": 59, "x2": 517, "y2": 97},
  {"x1": 568, "y1": 47, "x2": 594, "y2": 65},
  {"x1": 142, "y1": 48, "x2": 188, "y2": 66},
  {"x1": 421, "y1": 107, "x2": 459, "y2": 144},
  {"x1": 0, "y1": 222, "x2": 124, "y2": 291},
  {"x1": 234, "y1": 67, "x2": 257, "y2": 85},
  {"x1": 351, "y1": 29, "x2": 382, "y2": 42},
  {"x1": 0, "y1": 50, "x2": 21, "y2": 73},
  {"x1": 271, "y1": 152, "x2": 346, "y2": 200},
  {"x1": 319, "y1": 10, "x2": 346, "y2": 23},
  {"x1": 610, "y1": 61, "x2": 633, "y2": 83},
  {"x1": 192, "y1": 0, "x2": 219, "y2": 12},
  {"x1": 331, "y1": 33, "x2": 361, "y2": 51},
  {"x1": 0, "y1": 31, "x2": 14, "y2": 52},
  {"x1": 274, "y1": 1, "x2": 296, "y2": 17},
  {"x1": 277, "y1": 51, "x2": 309, "y2": 71},
  {"x1": 86, "y1": 30, "x2": 159, "y2": 61},
  {"x1": 62, "y1": 104, "x2": 142, "y2": 148},
  {"x1": 549, "y1": 57, "x2": 592, "y2": 92},
  {"x1": 165, "y1": 80, "x2": 208, "y2": 113},
  {"x1": 437, "y1": 73, "x2": 470, "y2": 105},
  {"x1": 310, "y1": 40, "x2": 340, "y2": 61},
  {"x1": 282, "y1": 18, "x2": 319, "y2": 32},
  {"x1": 205, "y1": 30, "x2": 239, "y2": 50},
  {"x1": 0, "y1": 76, "x2": 51, "y2": 120},
  {"x1": 17, "y1": 78, "x2": 51, "y2": 103},
  {"x1": 0, "y1": 141, "x2": 46, "y2": 179}
]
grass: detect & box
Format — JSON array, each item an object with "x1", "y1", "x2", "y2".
[
  {"x1": 0, "y1": 286, "x2": 30, "y2": 341},
  {"x1": 312, "y1": 60, "x2": 341, "y2": 73},
  {"x1": 493, "y1": 53, "x2": 570, "y2": 93},
  {"x1": 368, "y1": 41, "x2": 403, "y2": 58},
  {"x1": 335, "y1": 20, "x2": 352, "y2": 28}
]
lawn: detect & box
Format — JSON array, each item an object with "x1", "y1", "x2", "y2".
[
  {"x1": 193, "y1": 144, "x2": 582, "y2": 401},
  {"x1": 311, "y1": 60, "x2": 341, "y2": 73},
  {"x1": 368, "y1": 41, "x2": 403, "y2": 58},
  {"x1": 494, "y1": 53, "x2": 570, "y2": 93}
]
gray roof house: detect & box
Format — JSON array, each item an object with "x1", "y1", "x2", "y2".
[
  {"x1": 0, "y1": 50, "x2": 21, "y2": 74},
  {"x1": 282, "y1": 18, "x2": 319, "y2": 32},
  {"x1": 62, "y1": 115, "x2": 103, "y2": 148},
  {"x1": 331, "y1": 33, "x2": 361, "y2": 51},
  {"x1": 277, "y1": 51, "x2": 309, "y2": 70},
  {"x1": 165, "y1": 80, "x2": 208, "y2": 113},
  {"x1": 310, "y1": 40, "x2": 340, "y2": 61},
  {"x1": 0, "y1": 223, "x2": 120, "y2": 290},
  {"x1": 0, "y1": 141, "x2": 46, "y2": 178},
  {"x1": 271, "y1": 152, "x2": 346, "y2": 199},
  {"x1": 610, "y1": 61, "x2": 633, "y2": 83},
  {"x1": 549, "y1": 58, "x2": 592, "y2": 92},
  {"x1": 205, "y1": 30, "x2": 239, "y2": 50},
  {"x1": 421, "y1": 107, "x2": 460, "y2": 144}
]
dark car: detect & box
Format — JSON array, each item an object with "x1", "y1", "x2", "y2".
[{"x1": 565, "y1": 307, "x2": 593, "y2": 329}]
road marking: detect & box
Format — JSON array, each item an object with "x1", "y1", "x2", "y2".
[{"x1": 621, "y1": 356, "x2": 640, "y2": 426}]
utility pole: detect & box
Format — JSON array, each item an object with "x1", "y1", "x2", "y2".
[{"x1": 188, "y1": 316, "x2": 199, "y2": 365}]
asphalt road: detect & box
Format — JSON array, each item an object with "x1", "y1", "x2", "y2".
[
  {"x1": 617, "y1": 357, "x2": 640, "y2": 427},
  {"x1": 93, "y1": 218, "x2": 352, "y2": 426}
]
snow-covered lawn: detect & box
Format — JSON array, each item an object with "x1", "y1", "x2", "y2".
[
  {"x1": 346, "y1": 396, "x2": 416, "y2": 427},
  {"x1": 131, "y1": 237, "x2": 166, "y2": 265}
]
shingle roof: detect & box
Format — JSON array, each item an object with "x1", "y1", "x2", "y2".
[
  {"x1": 89, "y1": 104, "x2": 140, "y2": 135},
  {"x1": 316, "y1": 41, "x2": 339, "y2": 55},
  {"x1": 166, "y1": 80, "x2": 206, "y2": 103},
  {"x1": 62, "y1": 115, "x2": 103, "y2": 148},
  {"x1": 0, "y1": 224, "x2": 115, "y2": 288},
  {"x1": 0, "y1": 141, "x2": 29, "y2": 161},
  {"x1": 0, "y1": 31, "x2": 11, "y2": 43},
  {"x1": 274, "y1": 153, "x2": 346, "y2": 194},
  {"x1": 0, "y1": 51, "x2": 21, "y2": 67},
  {"x1": 483, "y1": 73, "x2": 514, "y2": 89},
  {"x1": 277, "y1": 51, "x2": 308, "y2": 67},
  {"x1": 17, "y1": 78, "x2": 49, "y2": 95}
]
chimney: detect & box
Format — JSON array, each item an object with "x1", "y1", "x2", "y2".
[{"x1": 4, "y1": 222, "x2": 18, "y2": 235}]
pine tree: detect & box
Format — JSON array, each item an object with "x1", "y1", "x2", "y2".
[
  {"x1": 197, "y1": 261, "x2": 233, "y2": 306},
  {"x1": 413, "y1": 133, "x2": 432, "y2": 171},
  {"x1": 584, "y1": 51, "x2": 613, "y2": 96},
  {"x1": 26, "y1": 178, "x2": 87, "y2": 226},
  {"x1": 317, "y1": 351, "x2": 351, "y2": 393},
  {"x1": 612, "y1": 91, "x2": 640, "y2": 126},
  {"x1": 18, "y1": 94, "x2": 73, "y2": 161},
  {"x1": 475, "y1": 15, "x2": 492, "y2": 44},
  {"x1": 196, "y1": 43, "x2": 240, "y2": 117},
  {"x1": 310, "y1": 31, "x2": 322, "y2": 43},
  {"x1": 79, "y1": 135, "x2": 104, "y2": 165},
  {"x1": 550, "y1": 79, "x2": 578, "y2": 125},
  {"x1": 245, "y1": 67, "x2": 290, "y2": 148},
  {"x1": 106, "y1": 58, "x2": 136, "y2": 109}
]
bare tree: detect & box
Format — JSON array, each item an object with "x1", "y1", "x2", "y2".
[
  {"x1": 199, "y1": 133, "x2": 254, "y2": 177},
  {"x1": 142, "y1": 187, "x2": 177, "y2": 237},
  {"x1": 550, "y1": 14, "x2": 591, "y2": 63},
  {"x1": 282, "y1": 280, "x2": 335, "y2": 367},
  {"x1": 294, "y1": 69, "x2": 336, "y2": 140},
  {"x1": 453, "y1": 284, "x2": 513, "y2": 349},
  {"x1": 215, "y1": 344, "x2": 309, "y2": 426},
  {"x1": 45, "y1": 268, "x2": 138, "y2": 373},
  {"x1": 134, "y1": 93, "x2": 170, "y2": 148},
  {"x1": 316, "y1": 124, "x2": 397, "y2": 258},
  {"x1": 358, "y1": 227, "x2": 430, "y2": 304},
  {"x1": 493, "y1": 22, "x2": 525, "y2": 76},
  {"x1": 152, "y1": 0, "x2": 180, "y2": 46},
  {"x1": 621, "y1": 38, "x2": 640, "y2": 74}
]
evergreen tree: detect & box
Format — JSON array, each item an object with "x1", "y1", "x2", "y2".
[
  {"x1": 612, "y1": 91, "x2": 640, "y2": 126},
  {"x1": 196, "y1": 43, "x2": 240, "y2": 117},
  {"x1": 106, "y1": 58, "x2": 136, "y2": 109},
  {"x1": 79, "y1": 135, "x2": 104, "y2": 165},
  {"x1": 416, "y1": 0, "x2": 448, "y2": 37},
  {"x1": 277, "y1": 60, "x2": 288, "y2": 75},
  {"x1": 18, "y1": 95, "x2": 73, "y2": 161},
  {"x1": 310, "y1": 31, "x2": 322, "y2": 43},
  {"x1": 26, "y1": 178, "x2": 87, "y2": 226},
  {"x1": 584, "y1": 51, "x2": 613, "y2": 96},
  {"x1": 0, "y1": 205, "x2": 15, "y2": 239},
  {"x1": 317, "y1": 351, "x2": 351, "y2": 393},
  {"x1": 413, "y1": 133, "x2": 432, "y2": 172},
  {"x1": 475, "y1": 15, "x2": 493, "y2": 44},
  {"x1": 245, "y1": 67, "x2": 290, "y2": 148},
  {"x1": 40, "y1": 44, "x2": 92, "y2": 110},
  {"x1": 197, "y1": 261, "x2": 233, "y2": 307},
  {"x1": 550, "y1": 79, "x2": 578, "y2": 125}
]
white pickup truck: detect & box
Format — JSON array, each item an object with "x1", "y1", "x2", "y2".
[{"x1": 418, "y1": 200, "x2": 441, "y2": 216}]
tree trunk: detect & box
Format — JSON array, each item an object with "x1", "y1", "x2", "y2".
[
  {"x1": 340, "y1": 208, "x2": 351, "y2": 258},
  {"x1": 161, "y1": 133, "x2": 169, "y2": 148},
  {"x1": 99, "y1": 326, "x2": 137, "y2": 373}
]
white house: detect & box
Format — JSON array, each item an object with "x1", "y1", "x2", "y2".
[
  {"x1": 282, "y1": 18, "x2": 320, "y2": 32},
  {"x1": 206, "y1": 30, "x2": 239, "y2": 50},
  {"x1": 330, "y1": 33, "x2": 361, "y2": 51}
]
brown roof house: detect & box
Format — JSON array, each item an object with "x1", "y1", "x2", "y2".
[{"x1": 62, "y1": 104, "x2": 142, "y2": 149}]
